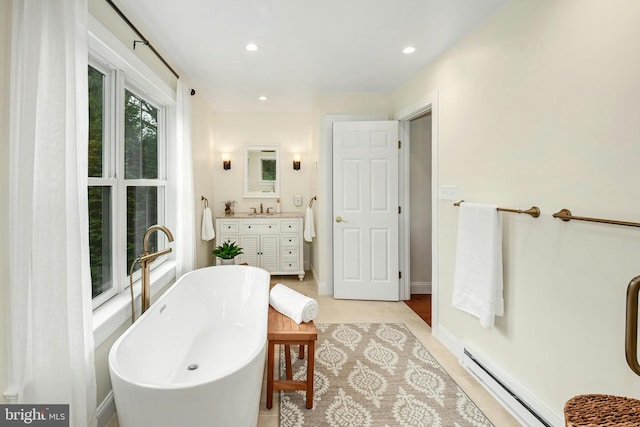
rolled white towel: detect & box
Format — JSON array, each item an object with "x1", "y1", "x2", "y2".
[{"x1": 270, "y1": 283, "x2": 319, "y2": 324}]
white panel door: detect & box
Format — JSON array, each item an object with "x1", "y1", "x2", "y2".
[{"x1": 333, "y1": 121, "x2": 399, "y2": 300}]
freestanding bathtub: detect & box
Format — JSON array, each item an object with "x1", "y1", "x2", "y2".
[{"x1": 109, "y1": 265, "x2": 270, "y2": 427}]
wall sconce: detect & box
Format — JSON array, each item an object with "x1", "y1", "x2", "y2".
[
  {"x1": 222, "y1": 153, "x2": 231, "y2": 170},
  {"x1": 293, "y1": 154, "x2": 301, "y2": 171}
]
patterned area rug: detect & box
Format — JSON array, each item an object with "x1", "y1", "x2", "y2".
[{"x1": 279, "y1": 323, "x2": 493, "y2": 427}]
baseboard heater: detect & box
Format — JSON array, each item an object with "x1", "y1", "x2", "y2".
[{"x1": 462, "y1": 349, "x2": 552, "y2": 427}]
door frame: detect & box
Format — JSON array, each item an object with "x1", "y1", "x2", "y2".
[
  {"x1": 322, "y1": 92, "x2": 439, "y2": 334},
  {"x1": 395, "y1": 91, "x2": 439, "y2": 335}
]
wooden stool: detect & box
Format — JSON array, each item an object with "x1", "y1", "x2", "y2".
[
  {"x1": 266, "y1": 306, "x2": 317, "y2": 409},
  {"x1": 564, "y1": 394, "x2": 640, "y2": 426}
]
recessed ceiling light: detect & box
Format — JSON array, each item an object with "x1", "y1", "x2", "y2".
[
  {"x1": 245, "y1": 43, "x2": 258, "y2": 52},
  {"x1": 258, "y1": 96, "x2": 267, "y2": 101},
  {"x1": 403, "y1": 46, "x2": 416, "y2": 54}
]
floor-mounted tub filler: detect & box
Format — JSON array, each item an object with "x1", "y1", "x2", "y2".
[{"x1": 109, "y1": 265, "x2": 270, "y2": 427}]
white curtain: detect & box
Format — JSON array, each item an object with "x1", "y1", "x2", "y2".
[
  {"x1": 175, "y1": 80, "x2": 196, "y2": 277},
  {"x1": 7, "y1": 0, "x2": 97, "y2": 426}
]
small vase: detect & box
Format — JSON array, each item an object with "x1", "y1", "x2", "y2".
[{"x1": 219, "y1": 258, "x2": 236, "y2": 265}]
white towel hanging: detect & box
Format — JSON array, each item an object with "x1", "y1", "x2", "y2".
[
  {"x1": 304, "y1": 206, "x2": 315, "y2": 242},
  {"x1": 201, "y1": 206, "x2": 215, "y2": 241},
  {"x1": 452, "y1": 202, "x2": 504, "y2": 328}
]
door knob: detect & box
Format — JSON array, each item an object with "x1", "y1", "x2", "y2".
[{"x1": 336, "y1": 216, "x2": 348, "y2": 223}]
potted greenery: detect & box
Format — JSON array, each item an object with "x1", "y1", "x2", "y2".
[{"x1": 212, "y1": 241, "x2": 243, "y2": 265}]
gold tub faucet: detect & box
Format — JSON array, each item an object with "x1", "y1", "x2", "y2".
[{"x1": 138, "y1": 225, "x2": 174, "y2": 315}]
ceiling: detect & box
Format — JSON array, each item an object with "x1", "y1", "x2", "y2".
[{"x1": 117, "y1": 0, "x2": 507, "y2": 112}]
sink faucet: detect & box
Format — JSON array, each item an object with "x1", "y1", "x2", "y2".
[
  {"x1": 267, "y1": 207, "x2": 273, "y2": 214},
  {"x1": 137, "y1": 225, "x2": 174, "y2": 316},
  {"x1": 250, "y1": 207, "x2": 257, "y2": 214},
  {"x1": 260, "y1": 203, "x2": 263, "y2": 214}
]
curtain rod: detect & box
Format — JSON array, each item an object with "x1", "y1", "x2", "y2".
[{"x1": 104, "y1": 0, "x2": 180, "y2": 80}]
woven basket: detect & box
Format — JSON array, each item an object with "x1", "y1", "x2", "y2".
[{"x1": 564, "y1": 394, "x2": 640, "y2": 426}]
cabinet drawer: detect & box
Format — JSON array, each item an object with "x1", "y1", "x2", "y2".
[
  {"x1": 281, "y1": 247, "x2": 299, "y2": 259},
  {"x1": 218, "y1": 220, "x2": 239, "y2": 233},
  {"x1": 281, "y1": 234, "x2": 299, "y2": 247},
  {"x1": 241, "y1": 222, "x2": 277, "y2": 233},
  {"x1": 281, "y1": 260, "x2": 300, "y2": 272},
  {"x1": 280, "y1": 220, "x2": 300, "y2": 233}
]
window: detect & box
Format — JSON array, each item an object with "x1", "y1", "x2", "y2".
[{"x1": 88, "y1": 60, "x2": 168, "y2": 309}]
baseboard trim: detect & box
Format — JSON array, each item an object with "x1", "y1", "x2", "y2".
[
  {"x1": 410, "y1": 281, "x2": 431, "y2": 294},
  {"x1": 436, "y1": 325, "x2": 563, "y2": 426},
  {"x1": 97, "y1": 391, "x2": 116, "y2": 427}
]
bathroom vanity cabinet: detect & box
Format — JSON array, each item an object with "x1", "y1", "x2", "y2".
[{"x1": 215, "y1": 215, "x2": 305, "y2": 281}]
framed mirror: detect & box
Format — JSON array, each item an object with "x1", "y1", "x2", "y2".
[{"x1": 244, "y1": 146, "x2": 280, "y2": 198}]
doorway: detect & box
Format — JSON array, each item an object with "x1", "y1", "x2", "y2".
[
  {"x1": 405, "y1": 113, "x2": 433, "y2": 325},
  {"x1": 409, "y1": 113, "x2": 432, "y2": 294}
]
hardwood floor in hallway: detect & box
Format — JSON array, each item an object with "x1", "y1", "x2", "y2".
[{"x1": 404, "y1": 293, "x2": 432, "y2": 326}]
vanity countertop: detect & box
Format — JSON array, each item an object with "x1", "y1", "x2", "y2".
[{"x1": 217, "y1": 212, "x2": 304, "y2": 219}]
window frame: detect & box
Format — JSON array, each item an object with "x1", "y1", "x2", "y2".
[
  {"x1": 88, "y1": 57, "x2": 118, "y2": 308},
  {"x1": 88, "y1": 53, "x2": 172, "y2": 310},
  {"x1": 119, "y1": 82, "x2": 169, "y2": 295}
]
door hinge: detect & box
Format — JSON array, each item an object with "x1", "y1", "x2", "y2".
[
  {"x1": 398, "y1": 206, "x2": 402, "y2": 214},
  {"x1": 399, "y1": 271, "x2": 402, "y2": 279},
  {"x1": 398, "y1": 140, "x2": 402, "y2": 149}
]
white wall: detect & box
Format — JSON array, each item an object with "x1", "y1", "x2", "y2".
[
  {"x1": 0, "y1": 0, "x2": 11, "y2": 404},
  {"x1": 393, "y1": 0, "x2": 640, "y2": 419},
  {"x1": 191, "y1": 94, "x2": 217, "y2": 268}
]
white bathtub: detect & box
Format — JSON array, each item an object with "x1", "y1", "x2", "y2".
[{"x1": 109, "y1": 265, "x2": 270, "y2": 427}]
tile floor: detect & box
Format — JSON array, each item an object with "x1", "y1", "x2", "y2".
[{"x1": 107, "y1": 273, "x2": 521, "y2": 426}]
